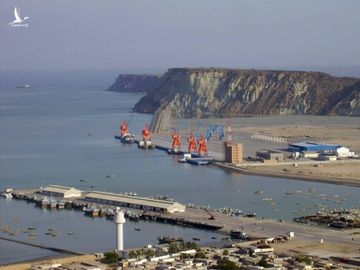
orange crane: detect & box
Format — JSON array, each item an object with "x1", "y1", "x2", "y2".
[
  {"x1": 187, "y1": 133, "x2": 197, "y2": 153},
  {"x1": 120, "y1": 121, "x2": 128, "y2": 136},
  {"x1": 142, "y1": 123, "x2": 151, "y2": 142},
  {"x1": 171, "y1": 131, "x2": 181, "y2": 151},
  {"x1": 197, "y1": 134, "x2": 208, "y2": 155}
]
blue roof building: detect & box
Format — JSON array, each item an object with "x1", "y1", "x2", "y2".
[{"x1": 288, "y1": 141, "x2": 341, "y2": 152}]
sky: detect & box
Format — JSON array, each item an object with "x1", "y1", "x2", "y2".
[{"x1": 0, "y1": 0, "x2": 359, "y2": 72}]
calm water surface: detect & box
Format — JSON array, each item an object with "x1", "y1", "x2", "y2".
[{"x1": 0, "y1": 71, "x2": 359, "y2": 264}]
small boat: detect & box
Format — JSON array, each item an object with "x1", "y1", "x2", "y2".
[
  {"x1": 134, "y1": 228, "x2": 141, "y2": 231},
  {"x1": 230, "y1": 230, "x2": 247, "y2": 240},
  {"x1": 0, "y1": 193, "x2": 13, "y2": 199},
  {"x1": 1, "y1": 188, "x2": 13, "y2": 198},
  {"x1": 57, "y1": 201, "x2": 65, "y2": 209},
  {"x1": 254, "y1": 190, "x2": 264, "y2": 195},
  {"x1": 67, "y1": 232, "x2": 75, "y2": 235},
  {"x1": 85, "y1": 207, "x2": 100, "y2": 217},
  {"x1": 16, "y1": 84, "x2": 31, "y2": 88},
  {"x1": 211, "y1": 236, "x2": 217, "y2": 240},
  {"x1": 49, "y1": 199, "x2": 57, "y2": 208},
  {"x1": 157, "y1": 236, "x2": 184, "y2": 244},
  {"x1": 262, "y1": 197, "x2": 273, "y2": 201},
  {"x1": 330, "y1": 221, "x2": 348, "y2": 228},
  {"x1": 192, "y1": 237, "x2": 200, "y2": 241},
  {"x1": 40, "y1": 197, "x2": 49, "y2": 207}
]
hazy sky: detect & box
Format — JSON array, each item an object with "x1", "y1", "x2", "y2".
[{"x1": 0, "y1": 0, "x2": 359, "y2": 71}]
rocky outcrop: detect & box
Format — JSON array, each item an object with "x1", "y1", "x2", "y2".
[
  {"x1": 107, "y1": 74, "x2": 161, "y2": 93},
  {"x1": 330, "y1": 80, "x2": 360, "y2": 116},
  {"x1": 134, "y1": 68, "x2": 360, "y2": 117}
]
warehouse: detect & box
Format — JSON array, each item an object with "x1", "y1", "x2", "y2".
[
  {"x1": 41, "y1": 185, "x2": 82, "y2": 198},
  {"x1": 85, "y1": 191, "x2": 186, "y2": 213},
  {"x1": 288, "y1": 141, "x2": 341, "y2": 152},
  {"x1": 256, "y1": 150, "x2": 284, "y2": 162}
]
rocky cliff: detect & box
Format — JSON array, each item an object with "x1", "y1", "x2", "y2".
[
  {"x1": 134, "y1": 68, "x2": 360, "y2": 117},
  {"x1": 107, "y1": 74, "x2": 161, "y2": 93}
]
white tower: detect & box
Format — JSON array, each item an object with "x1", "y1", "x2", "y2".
[{"x1": 115, "y1": 207, "x2": 125, "y2": 251}]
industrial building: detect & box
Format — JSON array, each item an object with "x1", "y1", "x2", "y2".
[
  {"x1": 288, "y1": 141, "x2": 341, "y2": 152},
  {"x1": 336, "y1": 147, "x2": 355, "y2": 157},
  {"x1": 256, "y1": 150, "x2": 284, "y2": 162},
  {"x1": 300, "y1": 151, "x2": 319, "y2": 159},
  {"x1": 224, "y1": 141, "x2": 243, "y2": 164},
  {"x1": 85, "y1": 191, "x2": 186, "y2": 213},
  {"x1": 40, "y1": 185, "x2": 82, "y2": 198}
]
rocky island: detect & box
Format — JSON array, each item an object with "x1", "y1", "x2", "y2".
[{"x1": 132, "y1": 68, "x2": 360, "y2": 117}]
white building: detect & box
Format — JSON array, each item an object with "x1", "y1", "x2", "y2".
[
  {"x1": 85, "y1": 191, "x2": 186, "y2": 213},
  {"x1": 336, "y1": 147, "x2": 355, "y2": 157},
  {"x1": 41, "y1": 185, "x2": 82, "y2": 198}
]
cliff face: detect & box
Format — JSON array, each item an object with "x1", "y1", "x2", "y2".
[
  {"x1": 134, "y1": 68, "x2": 360, "y2": 117},
  {"x1": 107, "y1": 74, "x2": 161, "y2": 93}
]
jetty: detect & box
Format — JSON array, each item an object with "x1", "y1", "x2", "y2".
[
  {"x1": 4, "y1": 186, "x2": 360, "y2": 252},
  {"x1": 0, "y1": 237, "x2": 84, "y2": 255}
]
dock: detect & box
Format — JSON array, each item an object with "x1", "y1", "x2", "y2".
[
  {"x1": 6, "y1": 187, "x2": 360, "y2": 251},
  {"x1": 114, "y1": 135, "x2": 217, "y2": 165}
]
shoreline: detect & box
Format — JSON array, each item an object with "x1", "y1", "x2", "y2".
[{"x1": 213, "y1": 162, "x2": 360, "y2": 187}]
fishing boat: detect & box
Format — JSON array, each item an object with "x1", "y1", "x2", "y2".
[
  {"x1": 16, "y1": 84, "x2": 31, "y2": 88},
  {"x1": 49, "y1": 199, "x2": 57, "y2": 208},
  {"x1": 230, "y1": 230, "x2": 247, "y2": 240},
  {"x1": 157, "y1": 236, "x2": 184, "y2": 244},
  {"x1": 57, "y1": 201, "x2": 65, "y2": 209},
  {"x1": 41, "y1": 197, "x2": 49, "y2": 208},
  {"x1": 84, "y1": 207, "x2": 100, "y2": 217}
]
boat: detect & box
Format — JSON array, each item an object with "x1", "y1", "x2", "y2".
[
  {"x1": 41, "y1": 197, "x2": 49, "y2": 208},
  {"x1": 84, "y1": 207, "x2": 100, "y2": 217},
  {"x1": 330, "y1": 220, "x2": 348, "y2": 228},
  {"x1": 16, "y1": 84, "x2": 31, "y2": 88},
  {"x1": 57, "y1": 201, "x2": 65, "y2": 209},
  {"x1": 0, "y1": 192, "x2": 13, "y2": 199},
  {"x1": 121, "y1": 134, "x2": 135, "y2": 144},
  {"x1": 49, "y1": 199, "x2": 57, "y2": 208},
  {"x1": 254, "y1": 190, "x2": 264, "y2": 195},
  {"x1": 99, "y1": 208, "x2": 107, "y2": 217},
  {"x1": 230, "y1": 230, "x2": 247, "y2": 240},
  {"x1": 192, "y1": 237, "x2": 200, "y2": 241},
  {"x1": 262, "y1": 197, "x2": 273, "y2": 201},
  {"x1": 1, "y1": 188, "x2": 13, "y2": 198},
  {"x1": 134, "y1": 228, "x2": 141, "y2": 231},
  {"x1": 157, "y1": 236, "x2": 184, "y2": 244}
]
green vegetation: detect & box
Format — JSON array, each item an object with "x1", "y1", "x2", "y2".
[
  {"x1": 100, "y1": 252, "x2": 119, "y2": 264},
  {"x1": 168, "y1": 241, "x2": 199, "y2": 254},
  {"x1": 217, "y1": 258, "x2": 240, "y2": 270},
  {"x1": 223, "y1": 250, "x2": 229, "y2": 256},
  {"x1": 257, "y1": 257, "x2": 271, "y2": 268},
  {"x1": 194, "y1": 251, "x2": 206, "y2": 259},
  {"x1": 296, "y1": 255, "x2": 312, "y2": 265}
]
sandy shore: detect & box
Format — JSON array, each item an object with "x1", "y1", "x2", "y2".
[{"x1": 213, "y1": 161, "x2": 360, "y2": 187}]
